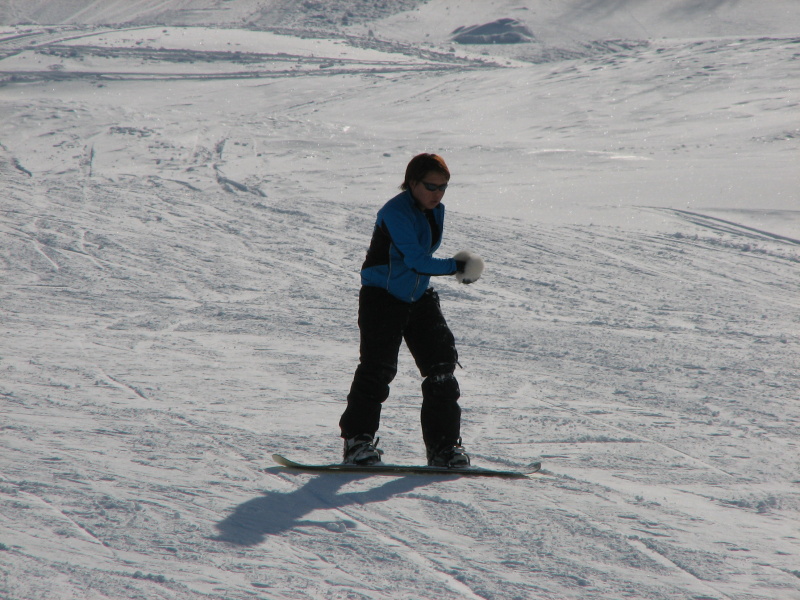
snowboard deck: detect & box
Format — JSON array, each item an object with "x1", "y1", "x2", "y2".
[{"x1": 272, "y1": 454, "x2": 541, "y2": 478}]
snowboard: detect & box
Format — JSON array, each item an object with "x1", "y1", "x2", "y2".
[{"x1": 272, "y1": 453, "x2": 541, "y2": 478}]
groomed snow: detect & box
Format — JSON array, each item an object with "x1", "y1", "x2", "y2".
[{"x1": 1, "y1": 2, "x2": 799, "y2": 599}]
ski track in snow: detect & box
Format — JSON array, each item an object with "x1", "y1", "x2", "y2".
[{"x1": 1, "y1": 3, "x2": 799, "y2": 600}]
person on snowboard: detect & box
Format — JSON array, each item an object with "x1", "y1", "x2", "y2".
[{"x1": 339, "y1": 153, "x2": 484, "y2": 468}]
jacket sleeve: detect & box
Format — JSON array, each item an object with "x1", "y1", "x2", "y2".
[{"x1": 381, "y1": 207, "x2": 457, "y2": 276}]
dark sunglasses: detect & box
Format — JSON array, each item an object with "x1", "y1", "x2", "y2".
[{"x1": 421, "y1": 181, "x2": 448, "y2": 192}]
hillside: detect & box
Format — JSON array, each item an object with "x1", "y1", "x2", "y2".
[{"x1": 1, "y1": 2, "x2": 799, "y2": 599}]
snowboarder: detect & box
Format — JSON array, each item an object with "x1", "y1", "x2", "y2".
[{"x1": 339, "y1": 153, "x2": 484, "y2": 467}]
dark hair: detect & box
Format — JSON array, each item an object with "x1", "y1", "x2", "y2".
[{"x1": 401, "y1": 153, "x2": 450, "y2": 190}]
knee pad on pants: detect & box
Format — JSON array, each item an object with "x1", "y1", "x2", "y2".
[{"x1": 421, "y1": 370, "x2": 460, "y2": 403}]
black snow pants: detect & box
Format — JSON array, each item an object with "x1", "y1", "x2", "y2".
[{"x1": 339, "y1": 286, "x2": 461, "y2": 451}]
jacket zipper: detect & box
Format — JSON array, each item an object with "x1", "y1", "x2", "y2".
[{"x1": 409, "y1": 274, "x2": 421, "y2": 302}]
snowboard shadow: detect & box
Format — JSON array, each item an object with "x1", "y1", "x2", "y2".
[{"x1": 213, "y1": 470, "x2": 444, "y2": 546}]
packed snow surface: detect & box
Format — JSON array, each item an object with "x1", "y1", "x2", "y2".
[{"x1": 1, "y1": 1, "x2": 799, "y2": 599}]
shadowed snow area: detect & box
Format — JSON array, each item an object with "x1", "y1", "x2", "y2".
[
  {"x1": 452, "y1": 18, "x2": 535, "y2": 45},
  {"x1": 1, "y1": 1, "x2": 799, "y2": 599}
]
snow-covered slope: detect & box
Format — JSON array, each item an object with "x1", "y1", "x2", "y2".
[{"x1": 1, "y1": 2, "x2": 799, "y2": 599}]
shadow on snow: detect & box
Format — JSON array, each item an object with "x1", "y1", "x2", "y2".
[{"x1": 213, "y1": 471, "x2": 441, "y2": 546}]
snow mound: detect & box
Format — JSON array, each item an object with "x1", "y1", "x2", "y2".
[{"x1": 451, "y1": 18, "x2": 534, "y2": 45}]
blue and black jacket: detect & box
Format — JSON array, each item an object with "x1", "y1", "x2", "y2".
[{"x1": 361, "y1": 190, "x2": 458, "y2": 303}]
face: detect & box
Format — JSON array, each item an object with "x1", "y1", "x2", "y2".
[{"x1": 410, "y1": 171, "x2": 449, "y2": 211}]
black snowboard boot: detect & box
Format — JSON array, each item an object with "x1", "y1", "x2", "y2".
[
  {"x1": 342, "y1": 434, "x2": 383, "y2": 465},
  {"x1": 427, "y1": 438, "x2": 470, "y2": 468}
]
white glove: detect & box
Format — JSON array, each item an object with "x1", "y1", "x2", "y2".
[{"x1": 453, "y1": 250, "x2": 485, "y2": 284}]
